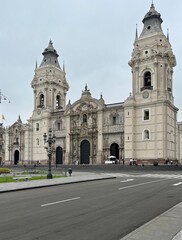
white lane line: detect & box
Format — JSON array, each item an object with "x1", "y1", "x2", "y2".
[
  {"x1": 121, "y1": 179, "x2": 134, "y2": 183},
  {"x1": 41, "y1": 197, "x2": 81, "y2": 207},
  {"x1": 173, "y1": 182, "x2": 182, "y2": 186},
  {"x1": 118, "y1": 179, "x2": 167, "y2": 190}
]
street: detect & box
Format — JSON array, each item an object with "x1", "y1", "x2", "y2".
[{"x1": 1, "y1": 172, "x2": 182, "y2": 240}]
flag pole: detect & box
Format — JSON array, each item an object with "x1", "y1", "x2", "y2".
[{"x1": 0, "y1": 89, "x2": 10, "y2": 125}]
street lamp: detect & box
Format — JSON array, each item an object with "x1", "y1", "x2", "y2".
[{"x1": 43, "y1": 128, "x2": 56, "y2": 179}]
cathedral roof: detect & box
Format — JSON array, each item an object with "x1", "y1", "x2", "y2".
[
  {"x1": 139, "y1": 3, "x2": 163, "y2": 38},
  {"x1": 39, "y1": 40, "x2": 61, "y2": 68},
  {"x1": 143, "y1": 3, "x2": 162, "y2": 23}
]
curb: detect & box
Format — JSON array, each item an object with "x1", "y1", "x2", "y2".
[
  {"x1": 120, "y1": 202, "x2": 182, "y2": 240},
  {"x1": 0, "y1": 176, "x2": 116, "y2": 194}
]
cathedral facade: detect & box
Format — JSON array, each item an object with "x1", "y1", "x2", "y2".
[{"x1": 2, "y1": 4, "x2": 182, "y2": 165}]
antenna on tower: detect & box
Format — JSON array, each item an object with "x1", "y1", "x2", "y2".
[{"x1": 151, "y1": 0, "x2": 155, "y2": 8}]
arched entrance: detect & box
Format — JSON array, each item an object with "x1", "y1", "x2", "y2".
[
  {"x1": 56, "y1": 146, "x2": 63, "y2": 164},
  {"x1": 14, "y1": 150, "x2": 19, "y2": 165},
  {"x1": 80, "y1": 140, "x2": 90, "y2": 164},
  {"x1": 110, "y1": 143, "x2": 119, "y2": 159}
]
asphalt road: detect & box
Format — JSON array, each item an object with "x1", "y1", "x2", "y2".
[{"x1": 1, "y1": 174, "x2": 182, "y2": 240}]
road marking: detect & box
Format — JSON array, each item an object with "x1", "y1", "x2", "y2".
[
  {"x1": 41, "y1": 197, "x2": 80, "y2": 207},
  {"x1": 173, "y1": 182, "x2": 182, "y2": 186},
  {"x1": 121, "y1": 179, "x2": 134, "y2": 183},
  {"x1": 118, "y1": 179, "x2": 167, "y2": 190}
]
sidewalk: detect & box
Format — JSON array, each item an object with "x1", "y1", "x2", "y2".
[
  {"x1": 0, "y1": 171, "x2": 115, "y2": 193},
  {"x1": 0, "y1": 171, "x2": 182, "y2": 240},
  {"x1": 121, "y1": 202, "x2": 182, "y2": 240}
]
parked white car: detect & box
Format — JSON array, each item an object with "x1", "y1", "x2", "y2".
[
  {"x1": 105, "y1": 156, "x2": 117, "y2": 164},
  {"x1": 105, "y1": 160, "x2": 116, "y2": 164}
]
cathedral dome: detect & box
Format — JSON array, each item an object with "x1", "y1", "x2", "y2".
[
  {"x1": 142, "y1": 3, "x2": 162, "y2": 23},
  {"x1": 39, "y1": 40, "x2": 61, "y2": 68},
  {"x1": 139, "y1": 3, "x2": 163, "y2": 38}
]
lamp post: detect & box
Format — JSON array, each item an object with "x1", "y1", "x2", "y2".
[{"x1": 43, "y1": 128, "x2": 56, "y2": 179}]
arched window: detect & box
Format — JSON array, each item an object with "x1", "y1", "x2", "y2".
[
  {"x1": 144, "y1": 71, "x2": 151, "y2": 88},
  {"x1": 36, "y1": 123, "x2": 39, "y2": 131},
  {"x1": 56, "y1": 95, "x2": 61, "y2": 109},
  {"x1": 39, "y1": 94, "x2": 44, "y2": 107},
  {"x1": 83, "y1": 114, "x2": 87, "y2": 123},
  {"x1": 113, "y1": 116, "x2": 116, "y2": 125},
  {"x1": 144, "y1": 129, "x2": 150, "y2": 140}
]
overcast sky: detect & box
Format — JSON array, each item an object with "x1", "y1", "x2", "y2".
[{"x1": 1, "y1": 0, "x2": 182, "y2": 126}]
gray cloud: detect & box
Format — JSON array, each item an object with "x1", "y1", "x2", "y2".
[{"x1": 1, "y1": 0, "x2": 182, "y2": 125}]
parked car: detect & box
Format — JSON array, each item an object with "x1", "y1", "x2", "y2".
[
  {"x1": 105, "y1": 156, "x2": 117, "y2": 164},
  {"x1": 105, "y1": 160, "x2": 116, "y2": 164}
]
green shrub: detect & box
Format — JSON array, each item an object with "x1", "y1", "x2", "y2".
[{"x1": 0, "y1": 168, "x2": 11, "y2": 174}]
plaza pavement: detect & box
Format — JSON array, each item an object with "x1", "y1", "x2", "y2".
[{"x1": 0, "y1": 171, "x2": 182, "y2": 240}]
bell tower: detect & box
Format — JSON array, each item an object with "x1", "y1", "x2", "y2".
[
  {"x1": 31, "y1": 40, "x2": 69, "y2": 113},
  {"x1": 124, "y1": 4, "x2": 178, "y2": 163},
  {"x1": 29, "y1": 41, "x2": 69, "y2": 162}
]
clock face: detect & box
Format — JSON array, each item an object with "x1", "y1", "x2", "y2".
[{"x1": 142, "y1": 91, "x2": 149, "y2": 99}]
